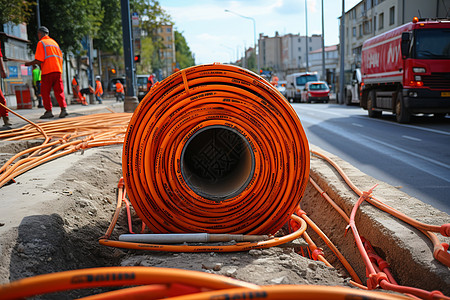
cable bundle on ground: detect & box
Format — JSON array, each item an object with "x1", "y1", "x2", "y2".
[{"x1": 123, "y1": 64, "x2": 310, "y2": 235}]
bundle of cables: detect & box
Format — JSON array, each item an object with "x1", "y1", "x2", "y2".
[{"x1": 122, "y1": 63, "x2": 310, "y2": 235}]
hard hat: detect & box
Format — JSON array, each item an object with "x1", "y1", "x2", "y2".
[{"x1": 96, "y1": 76, "x2": 100, "y2": 80}]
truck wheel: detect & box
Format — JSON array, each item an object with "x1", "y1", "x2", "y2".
[
  {"x1": 395, "y1": 91, "x2": 411, "y2": 123},
  {"x1": 367, "y1": 91, "x2": 381, "y2": 118}
]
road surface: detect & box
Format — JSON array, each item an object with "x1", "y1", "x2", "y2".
[{"x1": 292, "y1": 103, "x2": 450, "y2": 214}]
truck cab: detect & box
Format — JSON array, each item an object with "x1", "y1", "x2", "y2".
[{"x1": 345, "y1": 68, "x2": 362, "y2": 105}]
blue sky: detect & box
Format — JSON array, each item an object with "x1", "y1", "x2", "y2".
[{"x1": 158, "y1": 0, "x2": 361, "y2": 65}]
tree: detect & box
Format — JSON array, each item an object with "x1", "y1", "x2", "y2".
[
  {"x1": 0, "y1": 0, "x2": 33, "y2": 25},
  {"x1": 175, "y1": 30, "x2": 195, "y2": 69},
  {"x1": 26, "y1": 0, "x2": 104, "y2": 54},
  {"x1": 93, "y1": 0, "x2": 122, "y2": 53}
]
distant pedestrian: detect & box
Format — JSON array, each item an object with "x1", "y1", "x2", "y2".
[
  {"x1": 115, "y1": 80, "x2": 124, "y2": 102},
  {"x1": 95, "y1": 76, "x2": 103, "y2": 104},
  {"x1": 71, "y1": 75, "x2": 87, "y2": 106},
  {"x1": 0, "y1": 43, "x2": 11, "y2": 127},
  {"x1": 32, "y1": 65, "x2": 43, "y2": 108},
  {"x1": 147, "y1": 73, "x2": 156, "y2": 91},
  {"x1": 25, "y1": 26, "x2": 68, "y2": 119}
]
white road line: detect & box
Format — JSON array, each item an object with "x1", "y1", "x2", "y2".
[
  {"x1": 402, "y1": 135, "x2": 422, "y2": 142},
  {"x1": 352, "y1": 123, "x2": 363, "y2": 127},
  {"x1": 353, "y1": 115, "x2": 450, "y2": 136},
  {"x1": 364, "y1": 135, "x2": 450, "y2": 183}
]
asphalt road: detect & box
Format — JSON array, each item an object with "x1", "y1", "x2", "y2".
[{"x1": 292, "y1": 103, "x2": 450, "y2": 214}]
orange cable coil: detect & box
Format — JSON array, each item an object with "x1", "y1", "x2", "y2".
[{"x1": 123, "y1": 64, "x2": 310, "y2": 235}]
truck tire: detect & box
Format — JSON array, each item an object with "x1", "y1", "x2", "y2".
[
  {"x1": 367, "y1": 90, "x2": 382, "y2": 118},
  {"x1": 395, "y1": 91, "x2": 411, "y2": 123}
]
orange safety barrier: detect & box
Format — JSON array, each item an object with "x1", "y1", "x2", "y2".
[{"x1": 122, "y1": 63, "x2": 310, "y2": 235}]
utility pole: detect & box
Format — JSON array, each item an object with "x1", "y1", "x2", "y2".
[
  {"x1": 120, "y1": 0, "x2": 139, "y2": 112},
  {"x1": 339, "y1": 0, "x2": 345, "y2": 104},
  {"x1": 321, "y1": 0, "x2": 326, "y2": 82},
  {"x1": 36, "y1": 0, "x2": 41, "y2": 28},
  {"x1": 305, "y1": 0, "x2": 309, "y2": 72}
]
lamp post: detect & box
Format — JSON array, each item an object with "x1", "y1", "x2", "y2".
[{"x1": 224, "y1": 9, "x2": 259, "y2": 71}]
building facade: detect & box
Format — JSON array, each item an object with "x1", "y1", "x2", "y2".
[
  {"x1": 258, "y1": 32, "x2": 322, "y2": 79},
  {"x1": 158, "y1": 24, "x2": 176, "y2": 78},
  {"x1": 341, "y1": 0, "x2": 450, "y2": 72},
  {"x1": 309, "y1": 45, "x2": 339, "y2": 91}
]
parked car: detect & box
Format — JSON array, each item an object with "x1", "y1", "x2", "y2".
[
  {"x1": 301, "y1": 81, "x2": 330, "y2": 103},
  {"x1": 137, "y1": 74, "x2": 150, "y2": 101}
]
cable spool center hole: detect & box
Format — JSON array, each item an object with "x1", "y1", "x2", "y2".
[{"x1": 181, "y1": 125, "x2": 255, "y2": 202}]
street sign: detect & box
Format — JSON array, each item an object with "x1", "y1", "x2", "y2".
[{"x1": 132, "y1": 12, "x2": 139, "y2": 27}]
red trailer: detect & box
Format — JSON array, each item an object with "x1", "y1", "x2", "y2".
[{"x1": 360, "y1": 18, "x2": 450, "y2": 123}]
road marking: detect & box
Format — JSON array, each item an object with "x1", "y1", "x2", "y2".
[
  {"x1": 364, "y1": 135, "x2": 450, "y2": 183},
  {"x1": 402, "y1": 135, "x2": 421, "y2": 142},
  {"x1": 353, "y1": 115, "x2": 450, "y2": 136},
  {"x1": 352, "y1": 123, "x2": 363, "y2": 127}
]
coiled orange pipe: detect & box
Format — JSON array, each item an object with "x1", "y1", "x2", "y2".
[{"x1": 123, "y1": 64, "x2": 309, "y2": 235}]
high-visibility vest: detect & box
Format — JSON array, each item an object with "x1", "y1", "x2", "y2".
[
  {"x1": 35, "y1": 36, "x2": 63, "y2": 75},
  {"x1": 115, "y1": 82, "x2": 124, "y2": 93},
  {"x1": 95, "y1": 80, "x2": 103, "y2": 96}
]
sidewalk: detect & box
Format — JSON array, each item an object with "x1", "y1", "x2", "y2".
[{"x1": 2, "y1": 95, "x2": 125, "y2": 130}]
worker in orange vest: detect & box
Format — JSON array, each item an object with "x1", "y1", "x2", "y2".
[
  {"x1": 25, "y1": 26, "x2": 68, "y2": 119},
  {"x1": 0, "y1": 43, "x2": 11, "y2": 127},
  {"x1": 71, "y1": 75, "x2": 87, "y2": 106},
  {"x1": 95, "y1": 76, "x2": 103, "y2": 104},
  {"x1": 115, "y1": 80, "x2": 124, "y2": 102}
]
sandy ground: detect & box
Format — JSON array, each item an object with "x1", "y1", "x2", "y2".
[{"x1": 0, "y1": 140, "x2": 355, "y2": 299}]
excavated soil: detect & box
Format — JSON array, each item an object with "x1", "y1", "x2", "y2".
[{"x1": 0, "y1": 141, "x2": 355, "y2": 299}]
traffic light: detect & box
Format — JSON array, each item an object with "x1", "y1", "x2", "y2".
[
  {"x1": 111, "y1": 68, "x2": 116, "y2": 74},
  {"x1": 134, "y1": 54, "x2": 140, "y2": 63}
]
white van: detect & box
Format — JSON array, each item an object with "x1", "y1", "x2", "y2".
[{"x1": 285, "y1": 72, "x2": 319, "y2": 103}]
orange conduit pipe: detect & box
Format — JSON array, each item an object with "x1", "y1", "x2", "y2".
[
  {"x1": 122, "y1": 63, "x2": 310, "y2": 235},
  {"x1": 0, "y1": 266, "x2": 259, "y2": 300},
  {"x1": 347, "y1": 187, "x2": 449, "y2": 300},
  {"x1": 0, "y1": 113, "x2": 130, "y2": 188},
  {"x1": 311, "y1": 150, "x2": 450, "y2": 268}
]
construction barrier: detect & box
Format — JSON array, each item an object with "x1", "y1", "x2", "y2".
[{"x1": 123, "y1": 64, "x2": 310, "y2": 235}]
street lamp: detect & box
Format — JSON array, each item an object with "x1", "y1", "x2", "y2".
[{"x1": 224, "y1": 9, "x2": 259, "y2": 71}]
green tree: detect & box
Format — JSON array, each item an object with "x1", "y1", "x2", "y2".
[
  {"x1": 0, "y1": 0, "x2": 33, "y2": 25},
  {"x1": 26, "y1": 0, "x2": 104, "y2": 54},
  {"x1": 136, "y1": 36, "x2": 155, "y2": 74},
  {"x1": 93, "y1": 0, "x2": 122, "y2": 53},
  {"x1": 175, "y1": 30, "x2": 195, "y2": 69}
]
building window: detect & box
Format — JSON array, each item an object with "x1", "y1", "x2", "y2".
[
  {"x1": 373, "y1": 16, "x2": 377, "y2": 32},
  {"x1": 298, "y1": 47, "x2": 301, "y2": 51},
  {"x1": 298, "y1": 38, "x2": 301, "y2": 43},
  {"x1": 353, "y1": 27, "x2": 356, "y2": 37},
  {"x1": 359, "y1": 24, "x2": 362, "y2": 37},
  {"x1": 298, "y1": 56, "x2": 302, "y2": 60},
  {"x1": 309, "y1": 47, "x2": 312, "y2": 51},
  {"x1": 379, "y1": 12, "x2": 384, "y2": 29},
  {"x1": 166, "y1": 27, "x2": 171, "y2": 33},
  {"x1": 363, "y1": 20, "x2": 372, "y2": 35},
  {"x1": 389, "y1": 6, "x2": 395, "y2": 25}
]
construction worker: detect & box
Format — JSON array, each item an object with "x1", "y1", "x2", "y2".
[
  {"x1": 0, "y1": 43, "x2": 11, "y2": 127},
  {"x1": 25, "y1": 26, "x2": 68, "y2": 119},
  {"x1": 95, "y1": 76, "x2": 103, "y2": 104},
  {"x1": 147, "y1": 74, "x2": 155, "y2": 92},
  {"x1": 115, "y1": 80, "x2": 124, "y2": 102},
  {"x1": 32, "y1": 65, "x2": 43, "y2": 108},
  {"x1": 71, "y1": 75, "x2": 87, "y2": 106}
]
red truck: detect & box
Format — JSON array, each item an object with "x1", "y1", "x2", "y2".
[{"x1": 360, "y1": 18, "x2": 450, "y2": 123}]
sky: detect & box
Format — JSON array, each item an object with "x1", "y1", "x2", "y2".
[{"x1": 158, "y1": 0, "x2": 361, "y2": 65}]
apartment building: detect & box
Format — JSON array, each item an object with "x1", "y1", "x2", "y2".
[
  {"x1": 309, "y1": 45, "x2": 339, "y2": 90},
  {"x1": 258, "y1": 32, "x2": 322, "y2": 79},
  {"x1": 341, "y1": 0, "x2": 450, "y2": 72},
  {"x1": 158, "y1": 24, "x2": 176, "y2": 78}
]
